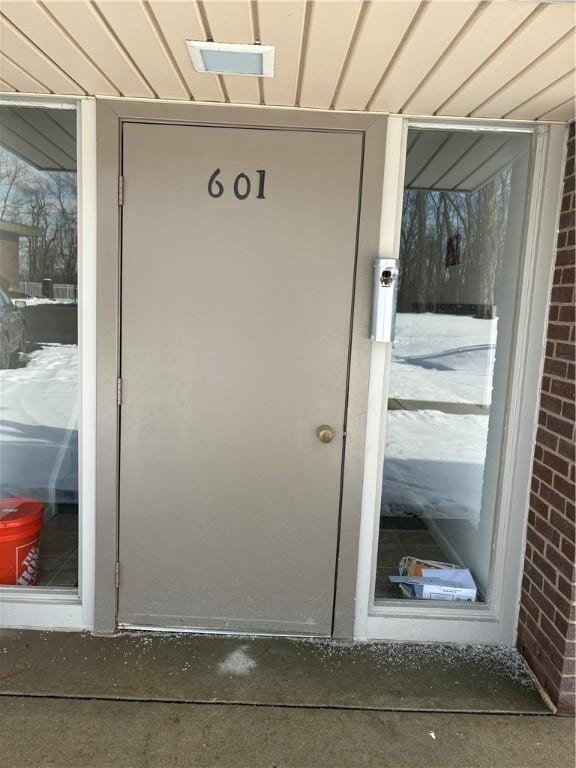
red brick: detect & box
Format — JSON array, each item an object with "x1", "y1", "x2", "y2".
[
  {"x1": 539, "y1": 481, "x2": 567, "y2": 513},
  {"x1": 550, "y1": 377, "x2": 575, "y2": 400},
  {"x1": 523, "y1": 560, "x2": 545, "y2": 593},
  {"x1": 532, "y1": 549, "x2": 560, "y2": 584},
  {"x1": 554, "y1": 472, "x2": 574, "y2": 500},
  {"x1": 543, "y1": 579, "x2": 573, "y2": 619},
  {"x1": 546, "y1": 543, "x2": 575, "y2": 582},
  {"x1": 527, "y1": 525, "x2": 547, "y2": 553},
  {"x1": 557, "y1": 575, "x2": 575, "y2": 602},
  {"x1": 540, "y1": 392, "x2": 563, "y2": 415},
  {"x1": 540, "y1": 615, "x2": 568, "y2": 660},
  {"x1": 551, "y1": 285, "x2": 575, "y2": 304},
  {"x1": 520, "y1": 122, "x2": 575, "y2": 714},
  {"x1": 562, "y1": 400, "x2": 575, "y2": 421},
  {"x1": 557, "y1": 437, "x2": 575, "y2": 461},
  {"x1": 531, "y1": 585, "x2": 557, "y2": 622},
  {"x1": 555, "y1": 248, "x2": 575, "y2": 267},
  {"x1": 553, "y1": 610, "x2": 570, "y2": 639},
  {"x1": 543, "y1": 357, "x2": 567, "y2": 377},
  {"x1": 550, "y1": 509, "x2": 575, "y2": 540},
  {"x1": 557, "y1": 689, "x2": 576, "y2": 716},
  {"x1": 555, "y1": 342, "x2": 575, "y2": 362},
  {"x1": 534, "y1": 515, "x2": 561, "y2": 548},
  {"x1": 522, "y1": 590, "x2": 541, "y2": 622},
  {"x1": 536, "y1": 616, "x2": 566, "y2": 666},
  {"x1": 533, "y1": 460, "x2": 554, "y2": 485},
  {"x1": 542, "y1": 449, "x2": 569, "y2": 476},
  {"x1": 546, "y1": 413, "x2": 574, "y2": 440},
  {"x1": 536, "y1": 426, "x2": 558, "y2": 451},
  {"x1": 530, "y1": 490, "x2": 549, "y2": 518},
  {"x1": 560, "y1": 536, "x2": 575, "y2": 564}
]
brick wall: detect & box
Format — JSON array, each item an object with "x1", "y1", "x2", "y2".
[{"x1": 517, "y1": 121, "x2": 575, "y2": 715}]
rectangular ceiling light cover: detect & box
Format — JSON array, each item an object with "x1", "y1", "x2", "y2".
[{"x1": 186, "y1": 41, "x2": 275, "y2": 77}]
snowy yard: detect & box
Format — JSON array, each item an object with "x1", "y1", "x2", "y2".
[
  {"x1": 0, "y1": 313, "x2": 496, "y2": 525},
  {"x1": 382, "y1": 313, "x2": 496, "y2": 526},
  {"x1": 0, "y1": 344, "x2": 78, "y2": 505}
]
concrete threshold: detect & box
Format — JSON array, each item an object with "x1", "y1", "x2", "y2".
[{"x1": 0, "y1": 630, "x2": 550, "y2": 715}]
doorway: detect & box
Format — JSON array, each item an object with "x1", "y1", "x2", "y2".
[{"x1": 117, "y1": 122, "x2": 364, "y2": 634}]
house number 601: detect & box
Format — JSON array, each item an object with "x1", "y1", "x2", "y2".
[{"x1": 208, "y1": 169, "x2": 266, "y2": 200}]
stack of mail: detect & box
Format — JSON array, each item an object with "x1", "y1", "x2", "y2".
[{"x1": 389, "y1": 556, "x2": 477, "y2": 602}]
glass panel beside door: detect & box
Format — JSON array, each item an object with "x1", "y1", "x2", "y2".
[
  {"x1": 0, "y1": 104, "x2": 78, "y2": 589},
  {"x1": 375, "y1": 127, "x2": 533, "y2": 604}
]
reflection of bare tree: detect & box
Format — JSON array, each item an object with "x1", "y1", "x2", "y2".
[
  {"x1": 0, "y1": 155, "x2": 26, "y2": 220},
  {"x1": 0, "y1": 151, "x2": 77, "y2": 285},
  {"x1": 398, "y1": 170, "x2": 512, "y2": 317}
]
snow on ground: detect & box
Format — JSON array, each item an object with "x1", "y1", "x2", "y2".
[
  {"x1": 382, "y1": 313, "x2": 495, "y2": 525},
  {"x1": 381, "y1": 410, "x2": 487, "y2": 524},
  {"x1": 390, "y1": 313, "x2": 497, "y2": 404},
  {"x1": 19, "y1": 298, "x2": 77, "y2": 307},
  {"x1": 0, "y1": 313, "x2": 495, "y2": 524},
  {"x1": 0, "y1": 344, "x2": 78, "y2": 505}
]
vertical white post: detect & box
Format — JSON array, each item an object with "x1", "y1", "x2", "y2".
[
  {"x1": 78, "y1": 98, "x2": 97, "y2": 631},
  {"x1": 354, "y1": 116, "x2": 407, "y2": 638}
]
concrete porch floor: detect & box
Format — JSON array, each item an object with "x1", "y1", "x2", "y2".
[{"x1": 1, "y1": 630, "x2": 574, "y2": 767}]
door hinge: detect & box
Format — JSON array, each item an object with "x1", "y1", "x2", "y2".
[
  {"x1": 116, "y1": 377, "x2": 123, "y2": 405},
  {"x1": 118, "y1": 175, "x2": 124, "y2": 206},
  {"x1": 114, "y1": 562, "x2": 120, "y2": 589}
]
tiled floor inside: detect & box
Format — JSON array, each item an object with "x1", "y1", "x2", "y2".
[
  {"x1": 36, "y1": 507, "x2": 78, "y2": 587},
  {"x1": 375, "y1": 517, "x2": 451, "y2": 600}
]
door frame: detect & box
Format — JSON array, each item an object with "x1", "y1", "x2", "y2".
[
  {"x1": 354, "y1": 115, "x2": 568, "y2": 644},
  {"x1": 93, "y1": 99, "x2": 388, "y2": 637}
]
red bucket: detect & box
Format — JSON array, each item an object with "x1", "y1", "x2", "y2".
[{"x1": 0, "y1": 498, "x2": 44, "y2": 586}]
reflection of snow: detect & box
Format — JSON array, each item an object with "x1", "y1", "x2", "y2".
[
  {"x1": 383, "y1": 314, "x2": 496, "y2": 525},
  {"x1": 391, "y1": 313, "x2": 497, "y2": 404},
  {"x1": 382, "y1": 410, "x2": 488, "y2": 524},
  {"x1": 0, "y1": 344, "x2": 78, "y2": 505},
  {"x1": 20, "y1": 298, "x2": 76, "y2": 307}
]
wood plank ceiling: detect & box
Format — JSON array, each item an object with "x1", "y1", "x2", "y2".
[{"x1": 0, "y1": 1, "x2": 574, "y2": 122}]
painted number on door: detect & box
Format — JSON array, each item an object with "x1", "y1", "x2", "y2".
[{"x1": 208, "y1": 169, "x2": 266, "y2": 200}]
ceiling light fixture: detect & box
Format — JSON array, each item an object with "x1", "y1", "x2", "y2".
[{"x1": 186, "y1": 41, "x2": 275, "y2": 77}]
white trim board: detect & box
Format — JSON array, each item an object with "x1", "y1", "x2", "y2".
[{"x1": 0, "y1": 597, "x2": 82, "y2": 631}]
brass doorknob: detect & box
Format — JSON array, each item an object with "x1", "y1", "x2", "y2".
[{"x1": 316, "y1": 425, "x2": 335, "y2": 443}]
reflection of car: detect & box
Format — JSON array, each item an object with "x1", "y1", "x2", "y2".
[{"x1": 0, "y1": 289, "x2": 26, "y2": 368}]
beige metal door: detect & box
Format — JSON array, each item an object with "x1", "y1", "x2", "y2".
[{"x1": 118, "y1": 122, "x2": 363, "y2": 634}]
